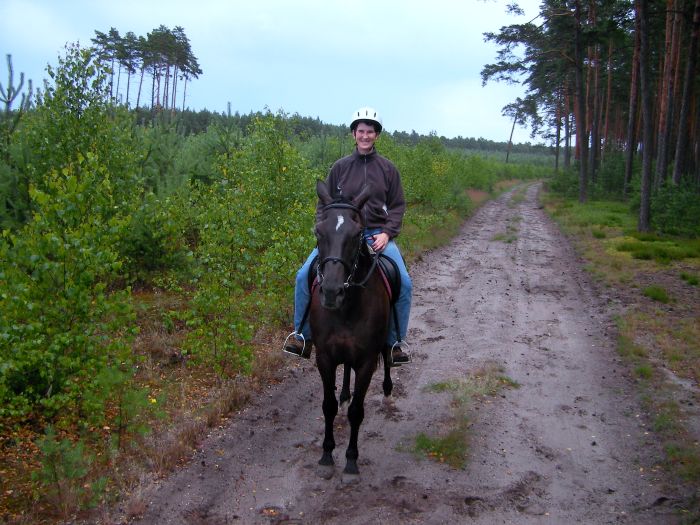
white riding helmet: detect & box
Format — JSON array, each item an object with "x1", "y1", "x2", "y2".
[{"x1": 350, "y1": 106, "x2": 383, "y2": 132}]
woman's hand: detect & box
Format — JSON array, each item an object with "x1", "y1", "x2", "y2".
[{"x1": 371, "y1": 232, "x2": 390, "y2": 252}]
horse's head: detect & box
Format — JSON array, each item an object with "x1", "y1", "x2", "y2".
[{"x1": 314, "y1": 179, "x2": 372, "y2": 310}]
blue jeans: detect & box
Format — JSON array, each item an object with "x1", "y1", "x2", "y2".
[{"x1": 293, "y1": 228, "x2": 412, "y2": 347}]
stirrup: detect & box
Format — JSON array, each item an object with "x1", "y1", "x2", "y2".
[
  {"x1": 283, "y1": 332, "x2": 311, "y2": 358},
  {"x1": 389, "y1": 341, "x2": 411, "y2": 367}
]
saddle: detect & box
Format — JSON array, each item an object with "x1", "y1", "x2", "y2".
[{"x1": 308, "y1": 253, "x2": 401, "y2": 304}]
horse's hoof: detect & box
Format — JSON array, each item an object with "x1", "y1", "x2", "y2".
[
  {"x1": 343, "y1": 460, "x2": 360, "y2": 476},
  {"x1": 318, "y1": 453, "x2": 334, "y2": 467},
  {"x1": 341, "y1": 471, "x2": 360, "y2": 485},
  {"x1": 316, "y1": 464, "x2": 335, "y2": 480}
]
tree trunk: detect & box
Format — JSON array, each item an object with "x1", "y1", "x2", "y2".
[
  {"x1": 655, "y1": 0, "x2": 680, "y2": 188},
  {"x1": 695, "y1": 101, "x2": 700, "y2": 184},
  {"x1": 125, "y1": 68, "x2": 131, "y2": 107},
  {"x1": 555, "y1": 88, "x2": 562, "y2": 173},
  {"x1": 109, "y1": 57, "x2": 115, "y2": 100},
  {"x1": 564, "y1": 85, "x2": 572, "y2": 169},
  {"x1": 136, "y1": 67, "x2": 145, "y2": 108},
  {"x1": 164, "y1": 64, "x2": 171, "y2": 110},
  {"x1": 171, "y1": 65, "x2": 178, "y2": 112},
  {"x1": 589, "y1": 47, "x2": 601, "y2": 182},
  {"x1": 115, "y1": 63, "x2": 122, "y2": 104},
  {"x1": 625, "y1": 18, "x2": 641, "y2": 199},
  {"x1": 575, "y1": 0, "x2": 589, "y2": 203},
  {"x1": 587, "y1": 2, "x2": 601, "y2": 182},
  {"x1": 672, "y1": 0, "x2": 700, "y2": 184},
  {"x1": 506, "y1": 113, "x2": 517, "y2": 164},
  {"x1": 637, "y1": 0, "x2": 654, "y2": 232},
  {"x1": 602, "y1": 38, "x2": 614, "y2": 163}
]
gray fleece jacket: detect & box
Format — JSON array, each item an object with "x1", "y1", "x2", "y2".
[{"x1": 317, "y1": 147, "x2": 406, "y2": 239}]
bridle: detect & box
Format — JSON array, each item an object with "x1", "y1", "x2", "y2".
[{"x1": 316, "y1": 202, "x2": 379, "y2": 289}]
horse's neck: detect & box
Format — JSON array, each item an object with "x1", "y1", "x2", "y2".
[
  {"x1": 355, "y1": 250, "x2": 381, "y2": 288},
  {"x1": 358, "y1": 247, "x2": 375, "y2": 272}
]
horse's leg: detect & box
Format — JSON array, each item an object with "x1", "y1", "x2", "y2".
[
  {"x1": 344, "y1": 363, "x2": 374, "y2": 475},
  {"x1": 382, "y1": 346, "x2": 393, "y2": 397},
  {"x1": 318, "y1": 362, "x2": 338, "y2": 467},
  {"x1": 339, "y1": 364, "x2": 352, "y2": 408}
]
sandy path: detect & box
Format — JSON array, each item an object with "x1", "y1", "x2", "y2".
[{"x1": 133, "y1": 183, "x2": 677, "y2": 524}]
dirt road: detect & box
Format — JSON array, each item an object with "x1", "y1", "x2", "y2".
[{"x1": 133, "y1": 183, "x2": 678, "y2": 524}]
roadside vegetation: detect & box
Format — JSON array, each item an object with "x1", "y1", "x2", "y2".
[
  {"x1": 543, "y1": 168, "x2": 700, "y2": 520},
  {"x1": 0, "y1": 48, "x2": 549, "y2": 523}
]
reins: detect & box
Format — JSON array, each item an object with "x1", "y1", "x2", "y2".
[{"x1": 316, "y1": 202, "x2": 379, "y2": 289}]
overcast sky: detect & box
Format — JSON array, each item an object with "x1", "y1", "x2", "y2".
[{"x1": 0, "y1": 0, "x2": 542, "y2": 143}]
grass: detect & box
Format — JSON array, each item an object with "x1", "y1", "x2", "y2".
[
  {"x1": 414, "y1": 428, "x2": 470, "y2": 469},
  {"x1": 616, "y1": 332, "x2": 647, "y2": 359},
  {"x1": 413, "y1": 363, "x2": 519, "y2": 469},
  {"x1": 621, "y1": 312, "x2": 700, "y2": 383},
  {"x1": 642, "y1": 285, "x2": 671, "y2": 303},
  {"x1": 616, "y1": 237, "x2": 700, "y2": 264},
  {"x1": 681, "y1": 272, "x2": 699, "y2": 286},
  {"x1": 509, "y1": 186, "x2": 528, "y2": 207},
  {"x1": 492, "y1": 232, "x2": 517, "y2": 243},
  {"x1": 634, "y1": 363, "x2": 654, "y2": 379},
  {"x1": 546, "y1": 198, "x2": 635, "y2": 232},
  {"x1": 665, "y1": 443, "x2": 700, "y2": 482},
  {"x1": 492, "y1": 215, "x2": 521, "y2": 244}
]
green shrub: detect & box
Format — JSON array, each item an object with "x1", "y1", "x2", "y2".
[
  {"x1": 0, "y1": 45, "x2": 137, "y2": 420},
  {"x1": 182, "y1": 112, "x2": 317, "y2": 374},
  {"x1": 651, "y1": 182, "x2": 700, "y2": 237},
  {"x1": 591, "y1": 153, "x2": 627, "y2": 199},
  {"x1": 546, "y1": 167, "x2": 579, "y2": 198},
  {"x1": 32, "y1": 427, "x2": 103, "y2": 516},
  {"x1": 119, "y1": 192, "x2": 190, "y2": 283},
  {"x1": 0, "y1": 158, "x2": 135, "y2": 419}
]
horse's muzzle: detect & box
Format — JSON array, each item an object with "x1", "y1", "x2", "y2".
[{"x1": 320, "y1": 284, "x2": 345, "y2": 310}]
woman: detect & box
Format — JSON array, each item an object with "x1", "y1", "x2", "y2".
[{"x1": 284, "y1": 107, "x2": 412, "y2": 364}]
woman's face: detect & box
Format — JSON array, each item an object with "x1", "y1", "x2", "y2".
[{"x1": 353, "y1": 122, "x2": 378, "y2": 154}]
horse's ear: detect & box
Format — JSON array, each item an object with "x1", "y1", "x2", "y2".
[
  {"x1": 317, "y1": 179, "x2": 333, "y2": 206},
  {"x1": 352, "y1": 183, "x2": 373, "y2": 209}
]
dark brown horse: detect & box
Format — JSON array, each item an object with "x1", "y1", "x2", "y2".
[{"x1": 310, "y1": 179, "x2": 393, "y2": 477}]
